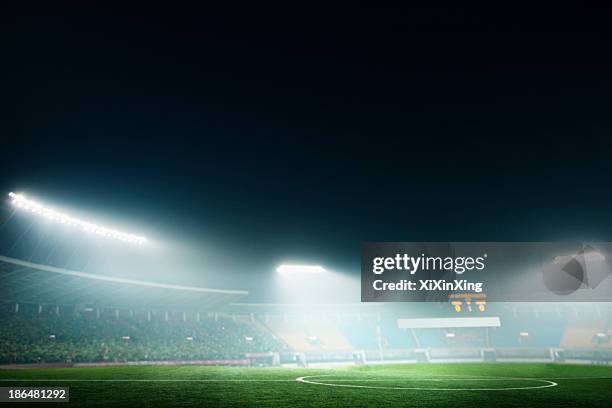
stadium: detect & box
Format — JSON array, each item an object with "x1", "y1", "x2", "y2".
[
  {"x1": 5, "y1": 3, "x2": 612, "y2": 407},
  {"x1": 1, "y1": 194, "x2": 612, "y2": 407}
]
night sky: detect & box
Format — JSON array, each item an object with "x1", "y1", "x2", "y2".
[{"x1": 2, "y1": 3, "x2": 612, "y2": 298}]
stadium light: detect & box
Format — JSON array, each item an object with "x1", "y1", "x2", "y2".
[
  {"x1": 276, "y1": 264, "x2": 326, "y2": 275},
  {"x1": 7, "y1": 192, "x2": 147, "y2": 244}
]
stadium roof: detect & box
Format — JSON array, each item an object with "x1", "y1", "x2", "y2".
[{"x1": 0, "y1": 255, "x2": 247, "y2": 310}]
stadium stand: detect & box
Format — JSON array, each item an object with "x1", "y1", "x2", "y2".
[
  {"x1": 263, "y1": 314, "x2": 353, "y2": 351},
  {"x1": 491, "y1": 316, "x2": 565, "y2": 347},
  {"x1": 337, "y1": 317, "x2": 379, "y2": 349},
  {"x1": 0, "y1": 305, "x2": 282, "y2": 364},
  {"x1": 561, "y1": 315, "x2": 612, "y2": 348},
  {"x1": 380, "y1": 316, "x2": 415, "y2": 348},
  {"x1": 0, "y1": 255, "x2": 282, "y2": 365},
  {"x1": 3, "y1": 256, "x2": 612, "y2": 366}
]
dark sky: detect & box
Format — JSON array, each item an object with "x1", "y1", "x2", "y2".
[{"x1": 2, "y1": 3, "x2": 612, "y2": 297}]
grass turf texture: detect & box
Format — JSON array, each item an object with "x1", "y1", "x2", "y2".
[{"x1": 1, "y1": 363, "x2": 611, "y2": 407}]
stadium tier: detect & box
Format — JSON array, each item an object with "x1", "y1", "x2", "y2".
[
  {"x1": 0, "y1": 305, "x2": 282, "y2": 364},
  {"x1": 0, "y1": 255, "x2": 247, "y2": 309},
  {"x1": 2, "y1": 302, "x2": 612, "y2": 366}
]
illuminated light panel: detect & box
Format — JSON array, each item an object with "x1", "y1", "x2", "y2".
[
  {"x1": 8, "y1": 192, "x2": 147, "y2": 244},
  {"x1": 276, "y1": 264, "x2": 326, "y2": 275}
]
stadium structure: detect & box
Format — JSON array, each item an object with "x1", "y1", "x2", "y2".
[
  {"x1": 2, "y1": 252, "x2": 612, "y2": 368},
  {"x1": 2, "y1": 193, "x2": 612, "y2": 407}
]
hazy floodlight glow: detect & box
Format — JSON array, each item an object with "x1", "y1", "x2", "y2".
[
  {"x1": 8, "y1": 192, "x2": 147, "y2": 244},
  {"x1": 276, "y1": 264, "x2": 326, "y2": 275}
]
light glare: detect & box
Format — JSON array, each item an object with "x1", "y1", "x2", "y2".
[
  {"x1": 276, "y1": 264, "x2": 326, "y2": 275},
  {"x1": 7, "y1": 192, "x2": 147, "y2": 244}
]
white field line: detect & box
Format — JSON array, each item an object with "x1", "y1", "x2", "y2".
[{"x1": 295, "y1": 375, "x2": 558, "y2": 391}]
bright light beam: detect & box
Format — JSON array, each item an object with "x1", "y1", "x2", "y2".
[
  {"x1": 276, "y1": 264, "x2": 326, "y2": 275},
  {"x1": 7, "y1": 192, "x2": 147, "y2": 244}
]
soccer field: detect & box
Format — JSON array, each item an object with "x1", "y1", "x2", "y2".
[{"x1": 1, "y1": 363, "x2": 611, "y2": 407}]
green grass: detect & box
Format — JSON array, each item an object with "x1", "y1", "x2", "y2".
[{"x1": 1, "y1": 363, "x2": 612, "y2": 407}]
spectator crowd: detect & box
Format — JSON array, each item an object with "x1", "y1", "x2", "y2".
[{"x1": 0, "y1": 305, "x2": 282, "y2": 364}]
